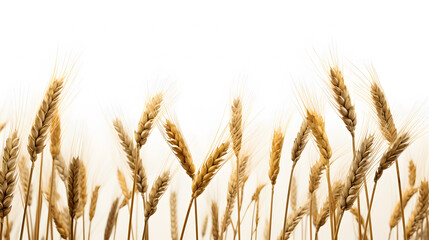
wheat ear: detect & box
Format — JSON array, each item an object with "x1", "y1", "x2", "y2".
[
  {"x1": 405, "y1": 180, "x2": 429, "y2": 239},
  {"x1": 170, "y1": 192, "x2": 178, "y2": 240},
  {"x1": 51, "y1": 204, "x2": 69, "y2": 239},
  {"x1": 268, "y1": 127, "x2": 285, "y2": 240},
  {"x1": 280, "y1": 203, "x2": 309, "y2": 240},
  {"x1": 135, "y1": 92, "x2": 163, "y2": 149},
  {"x1": 104, "y1": 198, "x2": 120, "y2": 240},
  {"x1": 390, "y1": 187, "x2": 417, "y2": 230},
  {"x1": 308, "y1": 158, "x2": 326, "y2": 195},
  {"x1": 314, "y1": 181, "x2": 343, "y2": 234},
  {"x1": 0, "y1": 131, "x2": 20, "y2": 218},
  {"x1": 180, "y1": 141, "x2": 230, "y2": 240},
  {"x1": 211, "y1": 201, "x2": 219, "y2": 240},
  {"x1": 20, "y1": 76, "x2": 65, "y2": 240},
  {"x1": 163, "y1": 119, "x2": 195, "y2": 178},
  {"x1": 408, "y1": 160, "x2": 416, "y2": 187},
  {"x1": 201, "y1": 215, "x2": 208, "y2": 238},
  {"x1": 67, "y1": 157, "x2": 80, "y2": 240},
  {"x1": 220, "y1": 170, "x2": 238, "y2": 239},
  {"x1": 88, "y1": 185, "x2": 100, "y2": 240}
]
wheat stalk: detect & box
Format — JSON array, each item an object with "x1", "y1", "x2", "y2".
[{"x1": 405, "y1": 180, "x2": 429, "y2": 239}]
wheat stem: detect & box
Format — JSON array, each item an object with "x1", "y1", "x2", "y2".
[
  {"x1": 268, "y1": 185, "x2": 274, "y2": 240},
  {"x1": 127, "y1": 149, "x2": 139, "y2": 240},
  {"x1": 194, "y1": 198, "x2": 199, "y2": 240},
  {"x1": 394, "y1": 160, "x2": 407, "y2": 240},
  {"x1": 179, "y1": 197, "x2": 194, "y2": 240},
  {"x1": 19, "y1": 161, "x2": 35, "y2": 240},
  {"x1": 282, "y1": 162, "x2": 296, "y2": 239}
]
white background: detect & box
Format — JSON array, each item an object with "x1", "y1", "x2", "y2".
[{"x1": 1, "y1": 0, "x2": 429, "y2": 239}]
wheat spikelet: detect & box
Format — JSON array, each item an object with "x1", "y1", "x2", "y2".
[
  {"x1": 0, "y1": 131, "x2": 20, "y2": 218},
  {"x1": 211, "y1": 201, "x2": 219, "y2": 240},
  {"x1": 104, "y1": 197, "x2": 119, "y2": 240},
  {"x1": 192, "y1": 141, "x2": 230, "y2": 198},
  {"x1": 328, "y1": 66, "x2": 357, "y2": 135},
  {"x1": 54, "y1": 154, "x2": 68, "y2": 183},
  {"x1": 405, "y1": 180, "x2": 429, "y2": 239},
  {"x1": 89, "y1": 185, "x2": 100, "y2": 221},
  {"x1": 230, "y1": 98, "x2": 243, "y2": 158},
  {"x1": 76, "y1": 161, "x2": 87, "y2": 218},
  {"x1": 18, "y1": 157, "x2": 33, "y2": 206},
  {"x1": 28, "y1": 77, "x2": 64, "y2": 162},
  {"x1": 170, "y1": 191, "x2": 178, "y2": 240},
  {"x1": 268, "y1": 127, "x2": 285, "y2": 185},
  {"x1": 220, "y1": 170, "x2": 238, "y2": 235},
  {"x1": 315, "y1": 181, "x2": 343, "y2": 232},
  {"x1": 50, "y1": 110, "x2": 61, "y2": 159},
  {"x1": 280, "y1": 203, "x2": 309, "y2": 240},
  {"x1": 202, "y1": 214, "x2": 208, "y2": 237},
  {"x1": 163, "y1": 119, "x2": 195, "y2": 179},
  {"x1": 306, "y1": 110, "x2": 332, "y2": 165},
  {"x1": 51, "y1": 204, "x2": 69, "y2": 239},
  {"x1": 390, "y1": 187, "x2": 418, "y2": 229},
  {"x1": 369, "y1": 73, "x2": 397, "y2": 143},
  {"x1": 408, "y1": 160, "x2": 416, "y2": 187},
  {"x1": 340, "y1": 134, "x2": 375, "y2": 211},
  {"x1": 308, "y1": 157, "x2": 325, "y2": 194},
  {"x1": 117, "y1": 169, "x2": 131, "y2": 200},
  {"x1": 291, "y1": 120, "x2": 310, "y2": 163},
  {"x1": 67, "y1": 157, "x2": 80, "y2": 219},
  {"x1": 135, "y1": 92, "x2": 163, "y2": 149},
  {"x1": 144, "y1": 170, "x2": 171, "y2": 219},
  {"x1": 113, "y1": 119, "x2": 148, "y2": 194},
  {"x1": 374, "y1": 132, "x2": 410, "y2": 182}
]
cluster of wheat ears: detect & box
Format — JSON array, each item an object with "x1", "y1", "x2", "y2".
[{"x1": 0, "y1": 59, "x2": 428, "y2": 240}]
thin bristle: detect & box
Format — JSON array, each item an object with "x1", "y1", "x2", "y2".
[
  {"x1": 408, "y1": 160, "x2": 416, "y2": 187},
  {"x1": 163, "y1": 119, "x2": 195, "y2": 179},
  {"x1": 0, "y1": 131, "x2": 20, "y2": 218},
  {"x1": 268, "y1": 127, "x2": 285, "y2": 185},
  {"x1": 67, "y1": 156, "x2": 80, "y2": 219},
  {"x1": 211, "y1": 201, "x2": 219, "y2": 240},
  {"x1": 134, "y1": 92, "x2": 163, "y2": 149},
  {"x1": 374, "y1": 132, "x2": 411, "y2": 182},
  {"x1": 113, "y1": 119, "x2": 148, "y2": 194},
  {"x1": 340, "y1": 134, "x2": 375, "y2": 211},
  {"x1": 170, "y1": 191, "x2": 178, "y2": 240},
  {"x1": 405, "y1": 180, "x2": 429, "y2": 239},
  {"x1": 89, "y1": 185, "x2": 100, "y2": 221},
  {"x1": 28, "y1": 77, "x2": 64, "y2": 162},
  {"x1": 328, "y1": 66, "x2": 357, "y2": 135},
  {"x1": 369, "y1": 72, "x2": 397, "y2": 143},
  {"x1": 144, "y1": 171, "x2": 171, "y2": 219},
  {"x1": 192, "y1": 141, "x2": 230, "y2": 198},
  {"x1": 230, "y1": 98, "x2": 243, "y2": 158},
  {"x1": 291, "y1": 120, "x2": 310, "y2": 163},
  {"x1": 389, "y1": 187, "x2": 418, "y2": 229},
  {"x1": 104, "y1": 198, "x2": 120, "y2": 240}
]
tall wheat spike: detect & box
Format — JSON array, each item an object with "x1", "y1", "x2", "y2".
[
  {"x1": 88, "y1": 185, "x2": 100, "y2": 240},
  {"x1": 390, "y1": 187, "x2": 417, "y2": 230},
  {"x1": 279, "y1": 203, "x2": 309, "y2": 240},
  {"x1": 405, "y1": 180, "x2": 429, "y2": 239},
  {"x1": 201, "y1": 215, "x2": 208, "y2": 238},
  {"x1": 51, "y1": 204, "x2": 69, "y2": 239},
  {"x1": 135, "y1": 92, "x2": 163, "y2": 149},
  {"x1": 20, "y1": 74, "x2": 66, "y2": 240}
]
